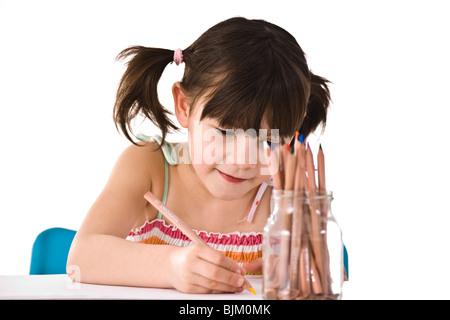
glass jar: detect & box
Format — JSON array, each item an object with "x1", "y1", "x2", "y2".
[{"x1": 262, "y1": 189, "x2": 343, "y2": 300}]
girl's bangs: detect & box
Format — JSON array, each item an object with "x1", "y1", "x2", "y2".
[{"x1": 199, "y1": 67, "x2": 308, "y2": 138}]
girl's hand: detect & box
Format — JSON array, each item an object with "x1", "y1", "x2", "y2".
[{"x1": 168, "y1": 244, "x2": 246, "y2": 294}]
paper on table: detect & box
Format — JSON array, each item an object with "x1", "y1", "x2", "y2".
[{"x1": 0, "y1": 274, "x2": 263, "y2": 300}]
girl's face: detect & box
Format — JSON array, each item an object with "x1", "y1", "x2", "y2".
[{"x1": 186, "y1": 103, "x2": 273, "y2": 201}]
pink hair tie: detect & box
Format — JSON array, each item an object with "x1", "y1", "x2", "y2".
[{"x1": 173, "y1": 48, "x2": 183, "y2": 65}]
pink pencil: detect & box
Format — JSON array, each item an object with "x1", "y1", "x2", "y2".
[{"x1": 143, "y1": 191, "x2": 256, "y2": 295}]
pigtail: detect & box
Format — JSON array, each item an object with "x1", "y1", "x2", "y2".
[
  {"x1": 299, "y1": 73, "x2": 331, "y2": 138},
  {"x1": 113, "y1": 46, "x2": 179, "y2": 146}
]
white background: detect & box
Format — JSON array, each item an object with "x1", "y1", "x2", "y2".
[{"x1": 1, "y1": 0, "x2": 450, "y2": 299}]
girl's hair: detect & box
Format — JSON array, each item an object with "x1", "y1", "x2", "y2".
[{"x1": 114, "y1": 17, "x2": 331, "y2": 146}]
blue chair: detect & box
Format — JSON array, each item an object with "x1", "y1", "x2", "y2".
[{"x1": 30, "y1": 227, "x2": 77, "y2": 275}]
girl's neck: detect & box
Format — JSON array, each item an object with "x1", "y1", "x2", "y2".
[{"x1": 173, "y1": 163, "x2": 260, "y2": 232}]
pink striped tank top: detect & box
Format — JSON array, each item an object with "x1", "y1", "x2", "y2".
[{"x1": 126, "y1": 134, "x2": 272, "y2": 270}]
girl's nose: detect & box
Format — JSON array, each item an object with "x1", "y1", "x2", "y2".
[
  {"x1": 226, "y1": 135, "x2": 259, "y2": 169},
  {"x1": 236, "y1": 159, "x2": 257, "y2": 169}
]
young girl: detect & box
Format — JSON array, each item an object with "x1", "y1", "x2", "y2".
[{"x1": 67, "y1": 17, "x2": 330, "y2": 294}]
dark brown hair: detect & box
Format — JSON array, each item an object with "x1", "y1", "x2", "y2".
[{"x1": 113, "y1": 17, "x2": 331, "y2": 146}]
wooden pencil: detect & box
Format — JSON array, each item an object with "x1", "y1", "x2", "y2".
[
  {"x1": 279, "y1": 138, "x2": 287, "y2": 189},
  {"x1": 317, "y1": 144, "x2": 326, "y2": 191},
  {"x1": 143, "y1": 191, "x2": 256, "y2": 295},
  {"x1": 297, "y1": 235, "x2": 311, "y2": 299},
  {"x1": 305, "y1": 143, "x2": 327, "y2": 294},
  {"x1": 294, "y1": 134, "x2": 306, "y2": 191},
  {"x1": 317, "y1": 144, "x2": 332, "y2": 295},
  {"x1": 278, "y1": 144, "x2": 296, "y2": 299},
  {"x1": 267, "y1": 142, "x2": 282, "y2": 190},
  {"x1": 309, "y1": 246, "x2": 323, "y2": 295},
  {"x1": 299, "y1": 198, "x2": 323, "y2": 297},
  {"x1": 283, "y1": 143, "x2": 296, "y2": 190},
  {"x1": 289, "y1": 133, "x2": 305, "y2": 293},
  {"x1": 317, "y1": 143, "x2": 327, "y2": 224},
  {"x1": 264, "y1": 141, "x2": 283, "y2": 298}
]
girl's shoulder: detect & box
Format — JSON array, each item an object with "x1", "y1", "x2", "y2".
[
  {"x1": 136, "y1": 134, "x2": 182, "y2": 165},
  {"x1": 109, "y1": 138, "x2": 166, "y2": 198},
  {"x1": 117, "y1": 138, "x2": 164, "y2": 167},
  {"x1": 126, "y1": 138, "x2": 165, "y2": 171}
]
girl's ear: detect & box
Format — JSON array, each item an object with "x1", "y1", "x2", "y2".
[{"x1": 172, "y1": 82, "x2": 190, "y2": 128}]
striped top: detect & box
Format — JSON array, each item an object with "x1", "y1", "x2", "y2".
[
  {"x1": 126, "y1": 134, "x2": 268, "y2": 270},
  {"x1": 126, "y1": 219, "x2": 263, "y2": 266}
]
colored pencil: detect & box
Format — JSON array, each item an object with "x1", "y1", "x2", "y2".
[
  {"x1": 266, "y1": 135, "x2": 338, "y2": 299},
  {"x1": 317, "y1": 144, "x2": 332, "y2": 294},
  {"x1": 278, "y1": 143, "x2": 296, "y2": 299},
  {"x1": 297, "y1": 239, "x2": 311, "y2": 299},
  {"x1": 305, "y1": 143, "x2": 326, "y2": 293},
  {"x1": 143, "y1": 191, "x2": 256, "y2": 295},
  {"x1": 263, "y1": 140, "x2": 282, "y2": 190},
  {"x1": 289, "y1": 133, "x2": 305, "y2": 292},
  {"x1": 317, "y1": 144, "x2": 326, "y2": 192}
]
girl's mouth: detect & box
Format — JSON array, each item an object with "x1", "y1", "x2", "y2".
[{"x1": 217, "y1": 169, "x2": 248, "y2": 184}]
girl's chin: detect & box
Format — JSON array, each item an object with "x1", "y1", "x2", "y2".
[{"x1": 206, "y1": 174, "x2": 254, "y2": 201}]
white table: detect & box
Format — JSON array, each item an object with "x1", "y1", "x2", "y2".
[{"x1": 0, "y1": 274, "x2": 263, "y2": 300}]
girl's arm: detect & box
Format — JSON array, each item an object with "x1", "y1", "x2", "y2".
[
  {"x1": 67, "y1": 142, "x2": 172, "y2": 287},
  {"x1": 67, "y1": 142, "x2": 246, "y2": 293}
]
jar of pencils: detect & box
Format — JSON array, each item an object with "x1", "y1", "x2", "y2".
[{"x1": 262, "y1": 189, "x2": 343, "y2": 300}]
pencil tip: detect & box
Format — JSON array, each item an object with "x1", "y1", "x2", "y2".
[
  {"x1": 319, "y1": 143, "x2": 322, "y2": 150},
  {"x1": 250, "y1": 287, "x2": 257, "y2": 295},
  {"x1": 299, "y1": 134, "x2": 304, "y2": 143},
  {"x1": 307, "y1": 141, "x2": 310, "y2": 149}
]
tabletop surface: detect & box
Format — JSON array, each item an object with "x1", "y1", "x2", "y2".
[{"x1": 0, "y1": 274, "x2": 263, "y2": 300}]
